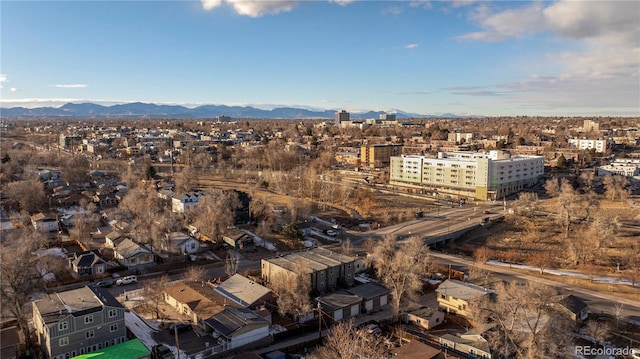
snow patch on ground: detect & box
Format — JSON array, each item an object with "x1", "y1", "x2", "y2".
[{"x1": 486, "y1": 260, "x2": 634, "y2": 286}]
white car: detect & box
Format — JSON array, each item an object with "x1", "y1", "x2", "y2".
[{"x1": 116, "y1": 275, "x2": 137, "y2": 286}]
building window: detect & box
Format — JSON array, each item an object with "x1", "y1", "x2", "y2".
[
  {"x1": 86, "y1": 330, "x2": 95, "y2": 339},
  {"x1": 84, "y1": 315, "x2": 93, "y2": 324},
  {"x1": 110, "y1": 324, "x2": 118, "y2": 332},
  {"x1": 108, "y1": 309, "x2": 117, "y2": 318},
  {"x1": 60, "y1": 337, "x2": 69, "y2": 346}
]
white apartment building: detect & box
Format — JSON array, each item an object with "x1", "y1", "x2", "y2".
[
  {"x1": 598, "y1": 159, "x2": 640, "y2": 178},
  {"x1": 568, "y1": 138, "x2": 610, "y2": 153},
  {"x1": 390, "y1": 150, "x2": 544, "y2": 200}
]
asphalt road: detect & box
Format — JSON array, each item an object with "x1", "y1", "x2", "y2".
[{"x1": 428, "y1": 252, "x2": 640, "y2": 324}]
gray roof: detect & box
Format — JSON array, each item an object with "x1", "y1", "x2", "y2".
[
  {"x1": 555, "y1": 294, "x2": 588, "y2": 314},
  {"x1": 115, "y1": 238, "x2": 151, "y2": 258},
  {"x1": 34, "y1": 286, "x2": 122, "y2": 324},
  {"x1": 440, "y1": 334, "x2": 491, "y2": 354},
  {"x1": 317, "y1": 291, "x2": 362, "y2": 311},
  {"x1": 346, "y1": 283, "x2": 390, "y2": 300},
  {"x1": 263, "y1": 248, "x2": 355, "y2": 274},
  {"x1": 71, "y1": 250, "x2": 106, "y2": 268},
  {"x1": 214, "y1": 274, "x2": 273, "y2": 307},
  {"x1": 205, "y1": 308, "x2": 268, "y2": 339},
  {"x1": 436, "y1": 279, "x2": 493, "y2": 301}
]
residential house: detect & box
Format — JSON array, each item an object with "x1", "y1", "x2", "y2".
[
  {"x1": 213, "y1": 274, "x2": 276, "y2": 310},
  {"x1": 315, "y1": 292, "x2": 362, "y2": 322},
  {"x1": 436, "y1": 279, "x2": 494, "y2": 319},
  {"x1": 439, "y1": 332, "x2": 492, "y2": 359},
  {"x1": 171, "y1": 191, "x2": 204, "y2": 213},
  {"x1": 69, "y1": 250, "x2": 107, "y2": 277},
  {"x1": 32, "y1": 286, "x2": 126, "y2": 359},
  {"x1": 31, "y1": 213, "x2": 59, "y2": 233},
  {"x1": 345, "y1": 283, "x2": 390, "y2": 313},
  {"x1": 261, "y1": 248, "x2": 356, "y2": 294},
  {"x1": 163, "y1": 232, "x2": 200, "y2": 255},
  {"x1": 163, "y1": 281, "x2": 238, "y2": 331},
  {"x1": 93, "y1": 193, "x2": 118, "y2": 207},
  {"x1": 222, "y1": 230, "x2": 255, "y2": 251},
  {"x1": 551, "y1": 294, "x2": 589, "y2": 324},
  {"x1": 404, "y1": 306, "x2": 444, "y2": 330},
  {"x1": 391, "y1": 339, "x2": 463, "y2": 359},
  {"x1": 113, "y1": 238, "x2": 155, "y2": 269},
  {"x1": 205, "y1": 308, "x2": 271, "y2": 351},
  {"x1": 104, "y1": 231, "x2": 123, "y2": 248}
]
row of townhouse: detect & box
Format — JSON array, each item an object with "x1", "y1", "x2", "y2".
[{"x1": 261, "y1": 248, "x2": 357, "y2": 294}]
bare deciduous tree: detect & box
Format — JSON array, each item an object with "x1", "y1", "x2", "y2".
[
  {"x1": 603, "y1": 175, "x2": 630, "y2": 202},
  {"x1": 143, "y1": 274, "x2": 169, "y2": 319},
  {"x1": 191, "y1": 191, "x2": 239, "y2": 242},
  {"x1": 371, "y1": 235, "x2": 430, "y2": 316},
  {"x1": 0, "y1": 231, "x2": 47, "y2": 348},
  {"x1": 269, "y1": 261, "x2": 312, "y2": 319},
  {"x1": 4, "y1": 179, "x2": 48, "y2": 213},
  {"x1": 182, "y1": 266, "x2": 207, "y2": 282},
  {"x1": 471, "y1": 281, "x2": 573, "y2": 359},
  {"x1": 310, "y1": 319, "x2": 387, "y2": 359}
]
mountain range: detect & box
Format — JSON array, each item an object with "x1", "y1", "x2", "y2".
[{"x1": 0, "y1": 102, "x2": 466, "y2": 119}]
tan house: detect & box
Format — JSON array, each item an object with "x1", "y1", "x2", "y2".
[
  {"x1": 113, "y1": 238, "x2": 155, "y2": 269},
  {"x1": 163, "y1": 281, "x2": 239, "y2": 331},
  {"x1": 436, "y1": 279, "x2": 493, "y2": 319},
  {"x1": 404, "y1": 306, "x2": 444, "y2": 330}
]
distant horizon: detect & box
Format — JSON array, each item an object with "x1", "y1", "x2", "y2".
[
  {"x1": 2, "y1": 1, "x2": 638, "y2": 116},
  {"x1": 3, "y1": 100, "x2": 640, "y2": 119}
]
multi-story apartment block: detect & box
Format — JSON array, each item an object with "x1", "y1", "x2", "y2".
[
  {"x1": 33, "y1": 286, "x2": 126, "y2": 359},
  {"x1": 360, "y1": 143, "x2": 403, "y2": 168},
  {"x1": 568, "y1": 138, "x2": 610, "y2": 153},
  {"x1": 335, "y1": 110, "x2": 350, "y2": 126},
  {"x1": 261, "y1": 248, "x2": 356, "y2": 294},
  {"x1": 447, "y1": 132, "x2": 475, "y2": 144},
  {"x1": 598, "y1": 158, "x2": 640, "y2": 177},
  {"x1": 390, "y1": 150, "x2": 544, "y2": 200},
  {"x1": 583, "y1": 119, "x2": 600, "y2": 133}
]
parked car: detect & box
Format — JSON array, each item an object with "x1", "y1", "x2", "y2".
[
  {"x1": 94, "y1": 279, "x2": 113, "y2": 288},
  {"x1": 169, "y1": 322, "x2": 191, "y2": 333},
  {"x1": 152, "y1": 344, "x2": 173, "y2": 359},
  {"x1": 116, "y1": 275, "x2": 137, "y2": 286}
]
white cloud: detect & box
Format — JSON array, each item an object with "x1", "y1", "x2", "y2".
[
  {"x1": 457, "y1": 2, "x2": 544, "y2": 41},
  {"x1": 405, "y1": 44, "x2": 419, "y2": 49},
  {"x1": 10, "y1": 88, "x2": 17, "y2": 92},
  {"x1": 409, "y1": 1, "x2": 432, "y2": 10},
  {"x1": 49, "y1": 84, "x2": 88, "y2": 88},
  {"x1": 330, "y1": 0, "x2": 357, "y2": 5},
  {"x1": 201, "y1": 0, "x2": 297, "y2": 17},
  {"x1": 201, "y1": 0, "x2": 223, "y2": 11},
  {"x1": 0, "y1": 74, "x2": 6, "y2": 83},
  {"x1": 455, "y1": 1, "x2": 640, "y2": 113}
]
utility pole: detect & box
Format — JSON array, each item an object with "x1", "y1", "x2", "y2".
[{"x1": 174, "y1": 327, "x2": 180, "y2": 359}]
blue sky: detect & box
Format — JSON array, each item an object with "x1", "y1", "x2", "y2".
[{"x1": 1, "y1": 0, "x2": 638, "y2": 116}]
